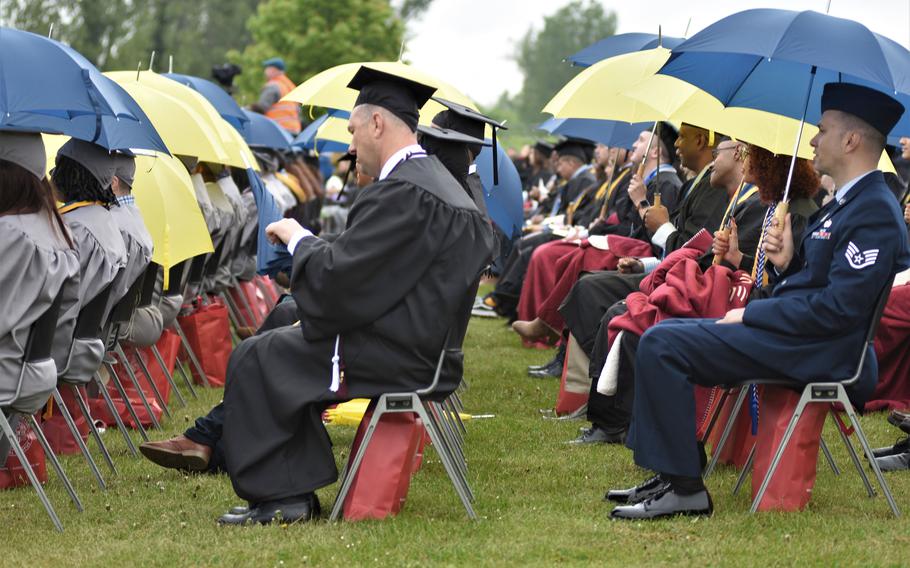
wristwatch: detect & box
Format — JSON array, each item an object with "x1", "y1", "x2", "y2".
[{"x1": 638, "y1": 199, "x2": 650, "y2": 209}]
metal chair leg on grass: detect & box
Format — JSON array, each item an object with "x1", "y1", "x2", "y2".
[
  {"x1": 0, "y1": 412, "x2": 63, "y2": 531},
  {"x1": 68, "y1": 384, "x2": 117, "y2": 476},
  {"x1": 51, "y1": 388, "x2": 106, "y2": 490},
  {"x1": 173, "y1": 320, "x2": 211, "y2": 388},
  {"x1": 114, "y1": 344, "x2": 162, "y2": 430},
  {"x1": 25, "y1": 412, "x2": 83, "y2": 511},
  {"x1": 131, "y1": 347, "x2": 172, "y2": 419},
  {"x1": 103, "y1": 363, "x2": 149, "y2": 442},
  {"x1": 149, "y1": 344, "x2": 187, "y2": 407},
  {"x1": 93, "y1": 372, "x2": 139, "y2": 456}
]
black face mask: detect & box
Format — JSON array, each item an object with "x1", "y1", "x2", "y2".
[{"x1": 419, "y1": 133, "x2": 471, "y2": 184}]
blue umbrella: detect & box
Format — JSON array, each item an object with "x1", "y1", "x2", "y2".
[
  {"x1": 568, "y1": 32, "x2": 685, "y2": 67},
  {"x1": 659, "y1": 8, "x2": 910, "y2": 201},
  {"x1": 539, "y1": 118, "x2": 648, "y2": 149},
  {"x1": 475, "y1": 139, "x2": 523, "y2": 239},
  {"x1": 293, "y1": 109, "x2": 350, "y2": 153},
  {"x1": 0, "y1": 27, "x2": 168, "y2": 153},
  {"x1": 246, "y1": 168, "x2": 292, "y2": 277},
  {"x1": 163, "y1": 72, "x2": 250, "y2": 134},
  {"x1": 241, "y1": 109, "x2": 293, "y2": 151}
]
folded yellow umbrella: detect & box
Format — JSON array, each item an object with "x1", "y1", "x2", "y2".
[
  {"x1": 106, "y1": 71, "x2": 258, "y2": 170},
  {"x1": 42, "y1": 134, "x2": 214, "y2": 281},
  {"x1": 544, "y1": 47, "x2": 894, "y2": 172},
  {"x1": 323, "y1": 398, "x2": 472, "y2": 426},
  {"x1": 283, "y1": 61, "x2": 478, "y2": 128}
]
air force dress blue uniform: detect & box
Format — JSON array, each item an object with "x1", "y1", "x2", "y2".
[{"x1": 627, "y1": 171, "x2": 910, "y2": 479}]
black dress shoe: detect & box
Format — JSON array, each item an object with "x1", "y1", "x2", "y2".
[
  {"x1": 218, "y1": 494, "x2": 321, "y2": 526},
  {"x1": 872, "y1": 436, "x2": 910, "y2": 458},
  {"x1": 228, "y1": 505, "x2": 249, "y2": 515},
  {"x1": 875, "y1": 451, "x2": 910, "y2": 472},
  {"x1": 527, "y1": 361, "x2": 553, "y2": 372},
  {"x1": 888, "y1": 410, "x2": 910, "y2": 435},
  {"x1": 610, "y1": 487, "x2": 713, "y2": 520},
  {"x1": 568, "y1": 425, "x2": 626, "y2": 445},
  {"x1": 528, "y1": 358, "x2": 562, "y2": 379},
  {"x1": 605, "y1": 475, "x2": 669, "y2": 504}
]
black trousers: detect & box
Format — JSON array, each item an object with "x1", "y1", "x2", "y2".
[
  {"x1": 559, "y1": 271, "x2": 645, "y2": 355},
  {"x1": 585, "y1": 301, "x2": 640, "y2": 432},
  {"x1": 183, "y1": 298, "x2": 299, "y2": 472},
  {"x1": 491, "y1": 231, "x2": 558, "y2": 319}
]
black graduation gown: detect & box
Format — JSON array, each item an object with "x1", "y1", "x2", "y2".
[{"x1": 222, "y1": 156, "x2": 494, "y2": 503}]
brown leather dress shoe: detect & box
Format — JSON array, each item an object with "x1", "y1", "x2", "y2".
[
  {"x1": 511, "y1": 318, "x2": 559, "y2": 341},
  {"x1": 139, "y1": 435, "x2": 212, "y2": 472}
]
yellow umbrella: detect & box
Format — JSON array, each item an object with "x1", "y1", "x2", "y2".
[
  {"x1": 106, "y1": 71, "x2": 258, "y2": 170},
  {"x1": 42, "y1": 135, "x2": 214, "y2": 281},
  {"x1": 283, "y1": 61, "x2": 477, "y2": 127},
  {"x1": 323, "y1": 398, "x2": 472, "y2": 426},
  {"x1": 544, "y1": 48, "x2": 895, "y2": 172},
  {"x1": 315, "y1": 114, "x2": 352, "y2": 150}
]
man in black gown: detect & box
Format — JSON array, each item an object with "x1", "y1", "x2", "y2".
[{"x1": 216, "y1": 67, "x2": 494, "y2": 525}]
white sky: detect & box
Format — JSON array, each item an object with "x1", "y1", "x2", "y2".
[{"x1": 402, "y1": 0, "x2": 910, "y2": 106}]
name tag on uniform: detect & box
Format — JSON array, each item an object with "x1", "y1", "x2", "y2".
[{"x1": 810, "y1": 228, "x2": 831, "y2": 240}]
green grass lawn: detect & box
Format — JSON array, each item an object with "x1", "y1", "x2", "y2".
[{"x1": 4, "y1": 314, "x2": 910, "y2": 567}]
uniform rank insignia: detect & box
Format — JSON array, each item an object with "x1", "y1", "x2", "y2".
[{"x1": 845, "y1": 241, "x2": 879, "y2": 269}]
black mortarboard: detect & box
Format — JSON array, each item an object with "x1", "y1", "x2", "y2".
[
  {"x1": 417, "y1": 123, "x2": 491, "y2": 147},
  {"x1": 347, "y1": 66, "x2": 436, "y2": 132},
  {"x1": 534, "y1": 141, "x2": 554, "y2": 156},
  {"x1": 554, "y1": 137, "x2": 595, "y2": 164},
  {"x1": 821, "y1": 82, "x2": 904, "y2": 138},
  {"x1": 432, "y1": 97, "x2": 508, "y2": 183}
]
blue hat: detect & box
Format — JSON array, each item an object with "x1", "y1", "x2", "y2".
[
  {"x1": 262, "y1": 57, "x2": 286, "y2": 71},
  {"x1": 821, "y1": 83, "x2": 904, "y2": 138}
]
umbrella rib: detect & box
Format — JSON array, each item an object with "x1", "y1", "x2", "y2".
[{"x1": 722, "y1": 57, "x2": 765, "y2": 108}]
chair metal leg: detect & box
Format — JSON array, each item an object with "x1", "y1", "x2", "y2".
[
  {"x1": 150, "y1": 344, "x2": 187, "y2": 407},
  {"x1": 732, "y1": 444, "x2": 756, "y2": 496},
  {"x1": 446, "y1": 397, "x2": 467, "y2": 437},
  {"x1": 836, "y1": 387, "x2": 900, "y2": 517},
  {"x1": 173, "y1": 359, "x2": 199, "y2": 399},
  {"x1": 0, "y1": 412, "x2": 63, "y2": 531},
  {"x1": 104, "y1": 362, "x2": 149, "y2": 442},
  {"x1": 114, "y1": 344, "x2": 162, "y2": 430},
  {"x1": 438, "y1": 398, "x2": 464, "y2": 450},
  {"x1": 69, "y1": 384, "x2": 116, "y2": 476},
  {"x1": 704, "y1": 387, "x2": 748, "y2": 479},
  {"x1": 429, "y1": 402, "x2": 467, "y2": 479},
  {"x1": 173, "y1": 320, "x2": 211, "y2": 388},
  {"x1": 426, "y1": 402, "x2": 473, "y2": 502},
  {"x1": 415, "y1": 402, "x2": 477, "y2": 519},
  {"x1": 93, "y1": 373, "x2": 138, "y2": 457},
  {"x1": 329, "y1": 397, "x2": 387, "y2": 521},
  {"x1": 229, "y1": 277, "x2": 261, "y2": 328},
  {"x1": 450, "y1": 391, "x2": 465, "y2": 413},
  {"x1": 131, "y1": 347, "x2": 172, "y2": 419},
  {"x1": 218, "y1": 292, "x2": 242, "y2": 347},
  {"x1": 51, "y1": 388, "x2": 106, "y2": 490},
  {"x1": 699, "y1": 389, "x2": 731, "y2": 444},
  {"x1": 750, "y1": 387, "x2": 812, "y2": 513},
  {"x1": 26, "y1": 413, "x2": 83, "y2": 511},
  {"x1": 829, "y1": 406, "x2": 876, "y2": 498},
  {"x1": 819, "y1": 437, "x2": 841, "y2": 477}
]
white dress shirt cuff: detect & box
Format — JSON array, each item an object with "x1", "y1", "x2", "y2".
[
  {"x1": 650, "y1": 222, "x2": 676, "y2": 250},
  {"x1": 287, "y1": 228, "x2": 315, "y2": 255},
  {"x1": 640, "y1": 256, "x2": 660, "y2": 274}
]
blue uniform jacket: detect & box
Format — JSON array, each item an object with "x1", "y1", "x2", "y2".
[{"x1": 706, "y1": 171, "x2": 910, "y2": 401}]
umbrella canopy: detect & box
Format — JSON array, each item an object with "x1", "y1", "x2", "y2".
[
  {"x1": 539, "y1": 118, "x2": 649, "y2": 149},
  {"x1": 294, "y1": 110, "x2": 352, "y2": 153},
  {"x1": 567, "y1": 32, "x2": 685, "y2": 67},
  {"x1": 0, "y1": 27, "x2": 168, "y2": 153},
  {"x1": 42, "y1": 135, "x2": 213, "y2": 277},
  {"x1": 282, "y1": 61, "x2": 478, "y2": 128},
  {"x1": 475, "y1": 140, "x2": 523, "y2": 239},
  {"x1": 107, "y1": 71, "x2": 258, "y2": 169},
  {"x1": 658, "y1": 9, "x2": 910, "y2": 141},
  {"x1": 241, "y1": 109, "x2": 293, "y2": 151},
  {"x1": 162, "y1": 72, "x2": 250, "y2": 134}
]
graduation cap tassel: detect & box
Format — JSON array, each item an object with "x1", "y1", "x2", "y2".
[{"x1": 330, "y1": 335, "x2": 341, "y2": 393}]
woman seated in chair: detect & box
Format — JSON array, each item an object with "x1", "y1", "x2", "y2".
[
  {"x1": 0, "y1": 132, "x2": 80, "y2": 414},
  {"x1": 49, "y1": 139, "x2": 127, "y2": 382}
]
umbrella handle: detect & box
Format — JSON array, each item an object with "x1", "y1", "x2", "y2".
[
  {"x1": 653, "y1": 193, "x2": 661, "y2": 208},
  {"x1": 774, "y1": 200, "x2": 789, "y2": 231},
  {"x1": 712, "y1": 227, "x2": 730, "y2": 266}
]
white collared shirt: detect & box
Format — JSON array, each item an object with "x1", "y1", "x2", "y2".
[
  {"x1": 379, "y1": 143, "x2": 426, "y2": 181},
  {"x1": 834, "y1": 170, "x2": 876, "y2": 203}
]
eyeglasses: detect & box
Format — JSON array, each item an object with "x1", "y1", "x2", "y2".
[{"x1": 711, "y1": 146, "x2": 737, "y2": 159}]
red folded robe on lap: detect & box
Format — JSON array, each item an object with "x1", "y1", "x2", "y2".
[
  {"x1": 520, "y1": 235, "x2": 654, "y2": 331},
  {"x1": 866, "y1": 284, "x2": 910, "y2": 411}
]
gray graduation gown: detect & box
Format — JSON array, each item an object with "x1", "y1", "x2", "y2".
[
  {"x1": 222, "y1": 155, "x2": 494, "y2": 503},
  {"x1": 55, "y1": 205, "x2": 127, "y2": 383},
  {"x1": 0, "y1": 213, "x2": 80, "y2": 413}
]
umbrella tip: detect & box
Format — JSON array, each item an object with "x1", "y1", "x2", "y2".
[
  {"x1": 136, "y1": 60, "x2": 142, "y2": 81},
  {"x1": 47, "y1": 22, "x2": 54, "y2": 39},
  {"x1": 149, "y1": 50, "x2": 156, "y2": 73},
  {"x1": 168, "y1": 55, "x2": 173, "y2": 74}
]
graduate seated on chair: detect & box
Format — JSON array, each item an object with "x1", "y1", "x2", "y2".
[{"x1": 606, "y1": 83, "x2": 910, "y2": 520}]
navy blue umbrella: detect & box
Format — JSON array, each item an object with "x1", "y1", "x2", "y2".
[
  {"x1": 539, "y1": 118, "x2": 649, "y2": 149},
  {"x1": 0, "y1": 27, "x2": 168, "y2": 153},
  {"x1": 568, "y1": 32, "x2": 685, "y2": 67},
  {"x1": 246, "y1": 168, "x2": 292, "y2": 277},
  {"x1": 475, "y1": 139, "x2": 523, "y2": 239},
  {"x1": 163, "y1": 72, "x2": 250, "y2": 135},
  {"x1": 659, "y1": 9, "x2": 910, "y2": 201},
  {"x1": 241, "y1": 109, "x2": 293, "y2": 151},
  {"x1": 293, "y1": 110, "x2": 350, "y2": 153}
]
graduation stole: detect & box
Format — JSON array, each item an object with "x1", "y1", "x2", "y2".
[
  {"x1": 721, "y1": 185, "x2": 759, "y2": 219},
  {"x1": 58, "y1": 200, "x2": 103, "y2": 214},
  {"x1": 566, "y1": 181, "x2": 601, "y2": 225},
  {"x1": 595, "y1": 167, "x2": 631, "y2": 201}
]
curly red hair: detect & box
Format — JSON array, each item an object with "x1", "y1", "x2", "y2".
[{"x1": 746, "y1": 144, "x2": 819, "y2": 203}]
